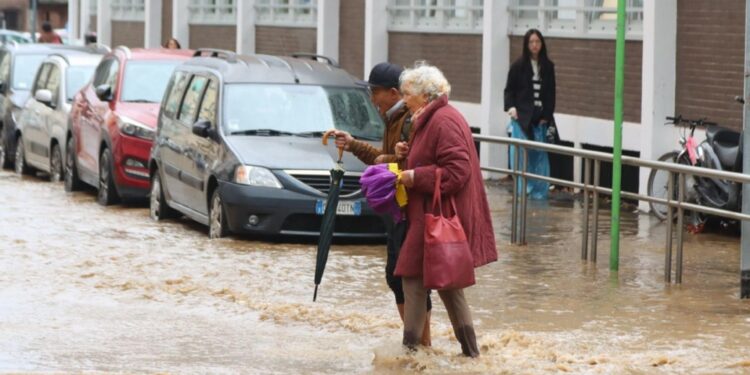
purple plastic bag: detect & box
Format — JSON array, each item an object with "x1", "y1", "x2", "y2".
[{"x1": 359, "y1": 164, "x2": 403, "y2": 222}]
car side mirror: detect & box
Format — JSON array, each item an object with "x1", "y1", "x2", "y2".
[
  {"x1": 192, "y1": 119, "x2": 212, "y2": 138},
  {"x1": 95, "y1": 84, "x2": 112, "y2": 101},
  {"x1": 35, "y1": 89, "x2": 53, "y2": 106}
]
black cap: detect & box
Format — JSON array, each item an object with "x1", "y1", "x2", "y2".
[{"x1": 366, "y1": 62, "x2": 403, "y2": 89}]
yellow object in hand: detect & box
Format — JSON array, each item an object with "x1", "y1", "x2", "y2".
[{"x1": 388, "y1": 163, "x2": 409, "y2": 208}]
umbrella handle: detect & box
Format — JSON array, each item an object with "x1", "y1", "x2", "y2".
[{"x1": 337, "y1": 146, "x2": 344, "y2": 162}]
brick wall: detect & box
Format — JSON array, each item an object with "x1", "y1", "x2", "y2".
[
  {"x1": 255, "y1": 26, "x2": 316, "y2": 56},
  {"x1": 111, "y1": 21, "x2": 144, "y2": 48},
  {"x1": 189, "y1": 25, "x2": 236, "y2": 51},
  {"x1": 162, "y1": 0, "x2": 173, "y2": 47},
  {"x1": 339, "y1": 0, "x2": 365, "y2": 78},
  {"x1": 389, "y1": 32, "x2": 482, "y2": 103},
  {"x1": 676, "y1": 0, "x2": 744, "y2": 131},
  {"x1": 0, "y1": 0, "x2": 28, "y2": 31},
  {"x1": 510, "y1": 36, "x2": 642, "y2": 123}
]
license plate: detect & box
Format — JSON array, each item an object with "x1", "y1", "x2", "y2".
[{"x1": 315, "y1": 200, "x2": 361, "y2": 216}]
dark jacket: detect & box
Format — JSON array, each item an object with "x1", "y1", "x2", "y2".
[
  {"x1": 394, "y1": 95, "x2": 498, "y2": 278},
  {"x1": 504, "y1": 57, "x2": 556, "y2": 139},
  {"x1": 348, "y1": 105, "x2": 411, "y2": 168}
]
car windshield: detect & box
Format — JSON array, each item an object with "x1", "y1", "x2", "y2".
[
  {"x1": 65, "y1": 66, "x2": 96, "y2": 101},
  {"x1": 223, "y1": 84, "x2": 384, "y2": 140},
  {"x1": 12, "y1": 54, "x2": 47, "y2": 90},
  {"x1": 121, "y1": 60, "x2": 182, "y2": 103}
]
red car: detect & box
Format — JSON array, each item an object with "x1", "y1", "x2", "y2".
[{"x1": 66, "y1": 46, "x2": 192, "y2": 205}]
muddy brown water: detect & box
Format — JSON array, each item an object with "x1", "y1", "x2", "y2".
[{"x1": 1, "y1": 170, "x2": 750, "y2": 374}]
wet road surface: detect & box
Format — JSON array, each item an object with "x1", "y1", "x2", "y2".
[{"x1": 2, "y1": 169, "x2": 750, "y2": 374}]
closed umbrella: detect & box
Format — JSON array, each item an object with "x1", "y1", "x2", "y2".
[{"x1": 313, "y1": 131, "x2": 346, "y2": 301}]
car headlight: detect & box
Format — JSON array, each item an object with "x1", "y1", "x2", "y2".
[
  {"x1": 118, "y1": 116, "x2": 155, "y2": 140},
  {"x1": 234, "y1": 166, "x2": 282, "y2": 189}
]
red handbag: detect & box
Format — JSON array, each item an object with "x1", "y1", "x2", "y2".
[{"x1": 423, "y1": 168, "x2": 476, "y2": 290}]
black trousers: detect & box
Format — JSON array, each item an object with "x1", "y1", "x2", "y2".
[{"x1": 385, "y1": 218, "x2": 431, "y2": 310}]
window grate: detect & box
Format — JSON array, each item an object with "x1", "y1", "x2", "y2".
[
  {"x1": 387, "y1": 0, "x2": 484, "y2": 34},
  {"x1": 255, "y1": 0, "x2": 318, "y2": 28}
]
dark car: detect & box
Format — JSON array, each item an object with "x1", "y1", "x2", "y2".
[
  {"x1": 0, "y1": 43, "x2": 101, "y2": 169},
  {"x1": 149, "y1": 49, "x2": 387, "y2": 239},
  {"x1": 66, "y1": 46, "x2": 192, "y2": 205},
  {"x1": 14, "y1": 50, "x2": 105, "y2": 180}
]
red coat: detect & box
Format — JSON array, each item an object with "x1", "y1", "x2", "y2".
[{"x1": 394, "y1": 95, "x2": 498, "y2": 278}]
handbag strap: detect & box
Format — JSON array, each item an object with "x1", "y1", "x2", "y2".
[{"x1": 431, "y1": 168, "x2": 459, "y2": 217}]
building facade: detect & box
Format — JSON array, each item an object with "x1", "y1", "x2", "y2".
[
  {"x1": 65, "y1": 0, "x2": 745, "y2": 202},
  {"x1": 2, "y1": 0, "x2": 68, "y2": 32}
]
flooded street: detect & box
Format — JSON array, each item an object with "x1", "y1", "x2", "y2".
[{"x1": 2, "y1": 169, "x2": 750, "y2": 374}]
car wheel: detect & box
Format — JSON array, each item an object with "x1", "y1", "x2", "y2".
[
  {"x1": 97, "y1": 148, "x2": 120, "y2": 206},
  {"x1": 64, "y1": 137, "x2": 83, "y2": 192},
  {"x1": 49, "y1": 143, "x2": 63, "y2": 182},
  {"x1": 150, "y1": 171, "x2": 178, "y2": 221},
  {"x1": 209, "y1": 189, "x2": 228, "y2": 239},
  {"x1": 14, "y1": 136, "x2": 32, "y2": 176}
]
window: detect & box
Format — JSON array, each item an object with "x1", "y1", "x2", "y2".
[
  {"x1": 189, "y1": 0, "x2": 236, "y2": 25},
  {"x1": 66, "y1": 66, "x2": 96, "y2": 102},
  {"x1": 387, "y1": 0, "x2": 483, "y2": 34},
  {"x1": 45, "y1": 65, "x2": 61, "y2": 105},
  {"x1": 256, "y1": 0, "x2": 317, "y2": 28},
  {"x1": 163, "y1": 71, "x2": 190, "y2": 118},
  {"x1": 0, "y1": 52, "x2": 9, "y2": 84},
  {"x1": 179, "y1": 76, "x2": 208, "y2": 126},
  {"x1": 105, "y1": 60, "x2": 119, "y2": 93},
  {"x1": 198, "y1": 79, "x2": 218, "y2": 125},
  {"x1": 93, "y1": 59, "x2": 114, "y2": 87},
  {"x1": 508, "y1": 0, "x2": 643, "y2": 39},
  {"x1": 121, "y1": 61, "x2": 182, "y2": 103},
  {"x1": 223, "y1": 84, "x2": 384, "y2": 140},
  {"x1": 12, "y1": 54, "x2": 47, "y2": 91},
  {"x1": 33, "y1": 63, "x2": 52, "y2": 94},
  {"x1": 111, "y1": 0, "x2": 145, "y2": 21}
]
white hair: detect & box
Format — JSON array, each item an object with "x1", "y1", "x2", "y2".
[{"x1": 399, "y1": 61, "x2": 451, "y2": 101}]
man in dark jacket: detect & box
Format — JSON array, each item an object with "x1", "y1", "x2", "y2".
[{"x1": 333, "y1": 62, "x2": 432, "y2": 346}]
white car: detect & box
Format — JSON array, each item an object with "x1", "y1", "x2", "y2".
[{"x1": 14, "y1": 48, "x2": 106, "y2": 180}]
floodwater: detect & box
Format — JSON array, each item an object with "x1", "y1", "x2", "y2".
[{"x1": 1, "y1": 169, "x2": 750, "y2": 374}]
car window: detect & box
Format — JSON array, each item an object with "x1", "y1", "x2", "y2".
[
  {"x1": 178, "y1": 76, "x2": 207, "y2": 126},
  {"x1": 163, "y1": 71, "x2": 189, "y2": 118},
  {"x1": 92, "y1": 59, "x2": 113, "y2": 87},
  {"x1": 105, "y1": 59, "x2": 119, "y2": 93},
  {"x1": 197, "y1": 79, "x2": 218, "y2": 125},
  {"x1": 0, "y1": 52, "x2": 9, "y2": 84},
  {"x1": 223, "y1": 84, "x2": 384, "y2": 139},
  {"x1": 32, "y1": 63, "x2": 51, "y2": 94},
  {"x1": 46, "y1": 65, "x2": 61, "y2": 104},
  {"x1": 65, "y1": 66, "x2": 96, "y2": 102},
  {"x1": 12, "y1": 54, "x2": 47, "y2": 90},
  {"x1": 120, "y1": 60, "x2": 182, "y2": 103}
]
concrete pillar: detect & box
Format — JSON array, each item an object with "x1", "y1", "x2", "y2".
[
  {"x1": 638, "y1": 0, "x2": 677, "y2": 211},
  {"x1": 96, "y1": 0, "x2": 111, "y2": 46},
  {"x1": 173, "y1": 0, "x2": 190, "y2": 49},
  {"x1": 68, "y1": 0, "x2": 80, "y2": 41},
  {"x1": 479, "y1": 0, "x2": 511, "y2": 176},
  {"x1": 317, "y1": 0, "x2": 340, "y2": 62},
  {"x1": 237, "y1": 0, "x2": 256, "y2": 54},
  {"x1": 364, "y1": 0, "x2": 388, "y2": 79},
  {"x1": 144, "y1": 0, "x2": 162, "y2": 48},
  {"x1": 80, "y1": 0, "x2": 91, "y2": 37}
]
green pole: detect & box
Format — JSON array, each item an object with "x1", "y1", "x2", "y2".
[{"x1": 610, "y1": 0, "x2": 626, "y2": 272}]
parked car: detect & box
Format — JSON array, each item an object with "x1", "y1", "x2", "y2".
[
  {"x1": 67, "y1": 46, "x2": 192, "y2": 205},
  {"x1": 0, "y1": 30, "x2": 32, "y2": 45},
  {"x1": 0, "y1": 43, "x2": 101, "y2": 169},
  {"x1": 14, "y1": 49, "x2": 106, "y2": 180},
  {"x1": 149, "y1": 49, "x2": 387, "y2": 239}
]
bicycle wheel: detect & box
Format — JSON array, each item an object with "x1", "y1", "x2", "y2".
[{"x1": 648, "y1": 151, "x2": 679, "y2": 220}]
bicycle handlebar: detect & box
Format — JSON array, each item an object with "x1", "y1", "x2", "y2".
[{"x1": 665, "y1": 116, "x2": 717, "y2": 127}]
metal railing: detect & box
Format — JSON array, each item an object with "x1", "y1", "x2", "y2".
[{"x1": 474, "y1": 134, "x2": 750, "y2": 283}]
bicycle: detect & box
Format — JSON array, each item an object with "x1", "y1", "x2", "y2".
[{"x1": 647, "y1": 115, "x2": 716, "y2": 220}]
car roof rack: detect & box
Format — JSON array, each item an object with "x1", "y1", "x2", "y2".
[
  {"x1": 114, "y1": 45, "x2": 132, "y2": 58},
  {"x1": 48, "y1": 53, "x2": 70, "y2": 64},
  {"x1": 89, "y1": 43, "x2": 111, "y2": 54},
  {"x1": 193, "y1": 48, "x2": 238, "y2": 63},
  {"x1": 290, "y1": 53, "x2": 339, "y2": 68}
]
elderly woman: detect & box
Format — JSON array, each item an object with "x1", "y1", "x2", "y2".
[{"x1": 395, "y1": 63, "x2": 497, "y2": 358}]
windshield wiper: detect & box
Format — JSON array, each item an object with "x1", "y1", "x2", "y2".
[
  {"x1": 295, "y1": 131, "x2": 380, "y2": 142},
  {"x1": 124, "y1": 99, "x2": 156, "y2": 103},
  {"x1": 229, "y1": 128, "x2": 295, "y2": 136}
]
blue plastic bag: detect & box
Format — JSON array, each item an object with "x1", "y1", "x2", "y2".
[{"x1": 509, "y1": 119, "x2": 550, "y2": 200}]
